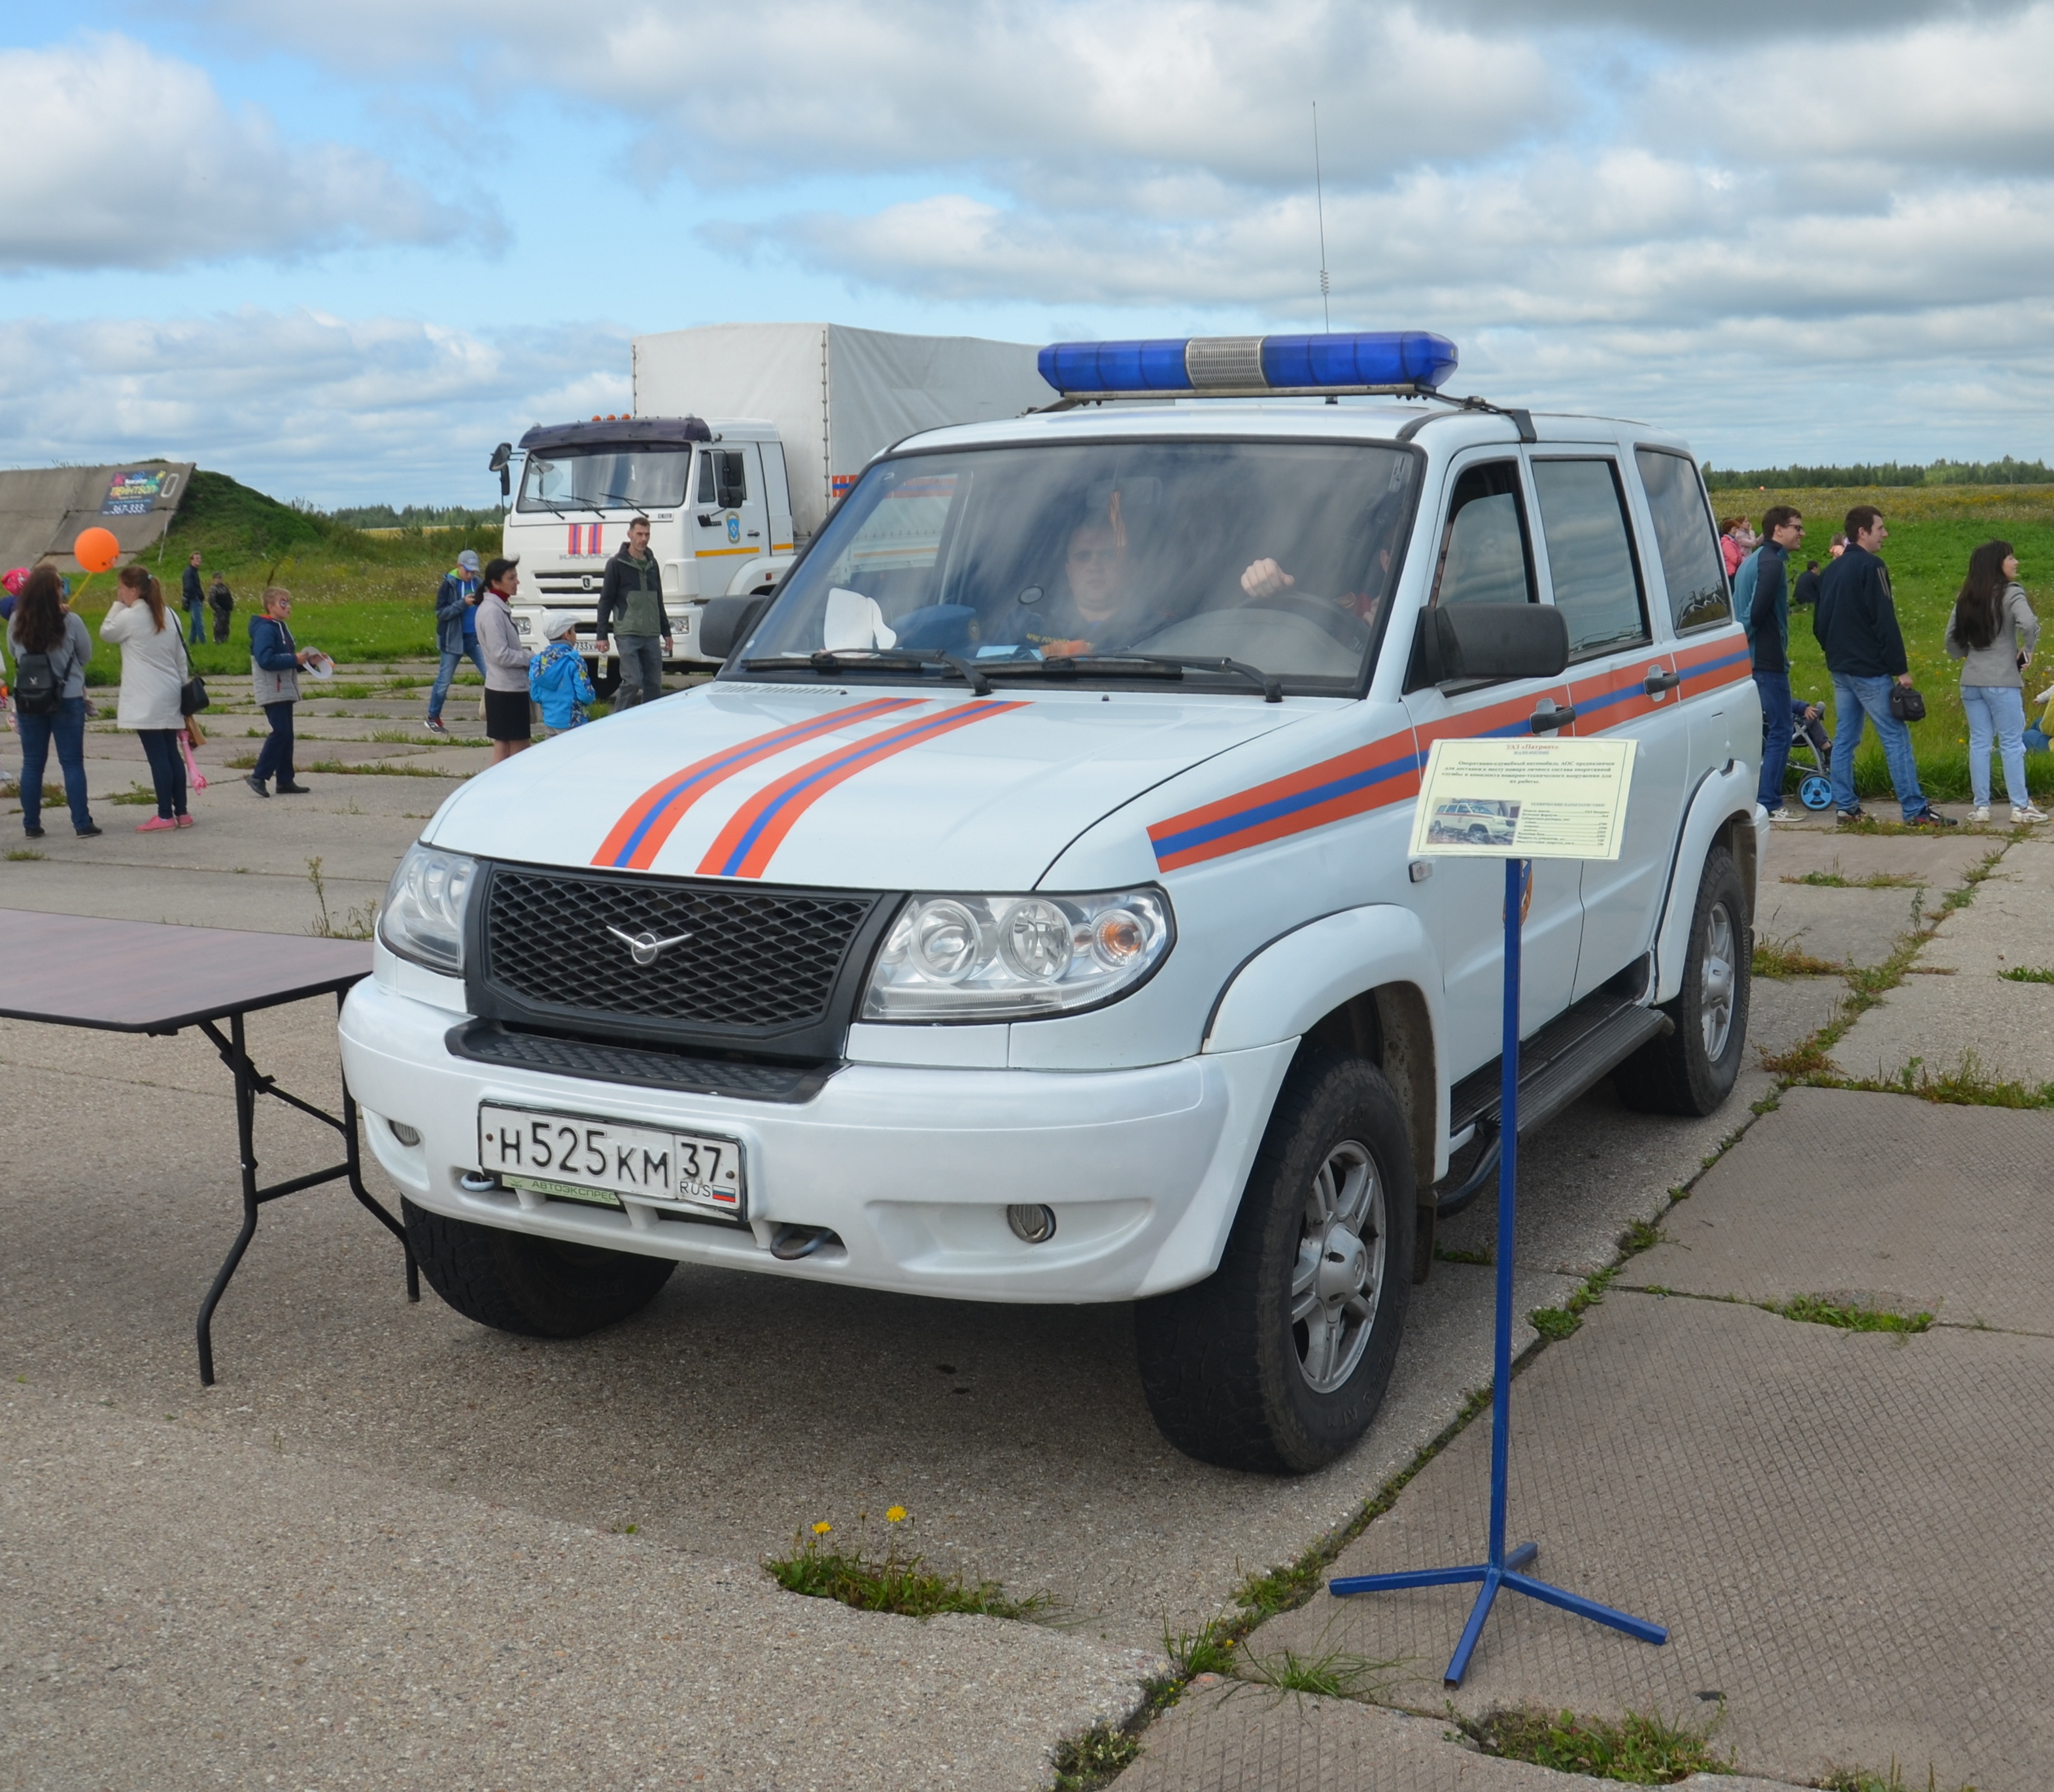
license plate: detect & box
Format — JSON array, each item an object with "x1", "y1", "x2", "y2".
[{"x1": 476, "y1": 1104, "x2": 744, "y2": 1221}]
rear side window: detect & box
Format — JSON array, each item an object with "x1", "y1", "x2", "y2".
[
  {"x1": 1430, "y1": 461, "x2": 1535, "y2": 609},
  {"x1": 1634, "y1": 448, "x2": 1731, "y2": 632},
  {"x1": 1530, "y1": 458, "x2": 1648, "y2": 658}
]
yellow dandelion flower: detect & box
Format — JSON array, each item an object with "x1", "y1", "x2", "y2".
[
  {"x1": 886, "y1": 1506, "x2": 908, "y2": 1523},
  {"x1": 812, "y1": 1521, "x2": 833, "y2": 1535}
]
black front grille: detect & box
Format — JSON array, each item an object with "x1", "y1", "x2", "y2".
[
  {"x1": 447, "y1": 1021, "x2": 836, "y2": 1103},
  {"x1": 472, "y1": 863, "x2": 890, "y2": 1055}
]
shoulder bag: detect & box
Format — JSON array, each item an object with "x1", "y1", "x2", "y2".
[
  {"x1": 179, "y1": 629, "x2": 210, "y2": 716},
  {"x1": 1889, "y1": 683, "x2": 1926, "y2": 723}
]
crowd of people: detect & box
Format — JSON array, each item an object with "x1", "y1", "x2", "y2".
[{"x1": 1741, "y1": 502, "x2": 2046, "y2": 827}]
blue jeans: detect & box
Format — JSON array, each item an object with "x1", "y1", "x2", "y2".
[
  {"x1": 428, "y1": 634, "x2": 486, "y2": 720},
  {"x1": 1830, "y1": 673, "x2": 1928, "y2": 820},
  {"x1": 1961, "y1": 684, "x2": 2028, "y2": 809},
  {"x1": 184, "y1": 600, "x2": 206, "y2": 645},
  {"x1": 17, "y1": 696, "x2": 92, "y2": 832},
  {"x1": 1753, "y1": 668, "x2": 1792, "y2": 811},
  {"x1": 138, "y1": 728, "x2": 188, "y2": 818},
  {"x1": 253, "y1": 701, "x2": 296, "y2": 786}
]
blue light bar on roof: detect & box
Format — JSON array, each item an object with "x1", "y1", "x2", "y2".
[{"x1": 1037, "y1": 331, "x2": 1458, "y2": 397}]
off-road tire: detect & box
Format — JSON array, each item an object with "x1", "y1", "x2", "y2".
[
  {"x1": 403, "y1": 1199, "x2": 676, "y2": 1338},
  {"x1": 1134, "y1": 1051, "x2": 1414, "y2": 1474},
  {"x1": 1612, "y1": 843, "x2": 1751, "y2": 1116}
]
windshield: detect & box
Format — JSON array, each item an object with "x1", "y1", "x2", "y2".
[
  {"x1": 517, "y1": 447, "x2": 693, "y2": 513},
  {"x1": 733, "y1": 439, "x2": 1421, "y2": 692}
]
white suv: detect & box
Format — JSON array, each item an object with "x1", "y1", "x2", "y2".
[{"x1": 342, "y1": 334, "x2": 1763, "y2": 1474}]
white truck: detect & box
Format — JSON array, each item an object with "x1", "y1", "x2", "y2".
[
  {"x1": 358, "y1": 329, "x2": 1762, "y2": 1473},
  {"x1": 493, "y1": 323, "x2": 1053, "y2": 690}
]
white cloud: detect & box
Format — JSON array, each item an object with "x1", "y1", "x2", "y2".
[
  {"x1": 0, "y1": 33, "x2": 494, "y2": 272},
  {"x1": 0, "y1": 309, "x2": 628, "y2": 504}
]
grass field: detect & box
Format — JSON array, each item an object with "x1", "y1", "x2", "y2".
[{"x1": 1735, "y1": 483, "x2": 2054, "y2": 802}]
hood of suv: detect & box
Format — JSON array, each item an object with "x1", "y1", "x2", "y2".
[{"x1": 428, "y1": 681, "x2": 1316, "y2": 890}]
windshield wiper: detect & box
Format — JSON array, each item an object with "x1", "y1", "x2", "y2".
[
  {"x1": 984, "y1": 652, "x2": 1282, "y2": 703},
  {"x1": 740, "y1": 649, "x2": 994, "y2": 696}
]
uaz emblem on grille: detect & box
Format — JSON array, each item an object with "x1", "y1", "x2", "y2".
[{"x1": 605, "y1": 924, "x2": 694, "y2": 967}]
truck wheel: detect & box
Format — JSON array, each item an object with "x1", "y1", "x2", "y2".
[
  {"x1": 403, "y1": 1198, "x2": 676, "y2": 1338},
  {"x1": 1612, "y1": 843, "x2": 1751, "y2": 1117},
  {"x1": 1134, "y1": 1051, "x2": 1414, "y2": 1474}
]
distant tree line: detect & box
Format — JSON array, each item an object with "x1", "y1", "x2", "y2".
[
  {"x1": 1705, "y1": 456, "x2": 2054, "y2": 490},
  {"x1": 317, "y1": 501, "x2": 505, "y2": 530}
]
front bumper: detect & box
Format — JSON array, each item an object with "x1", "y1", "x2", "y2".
[{"x1": 339, "y1": 977, "x2": 1295, "y2": 1302}]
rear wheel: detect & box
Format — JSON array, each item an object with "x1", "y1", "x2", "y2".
[
  {"x1": 403, "y1": 1199, "x2": 675, "y2": 1338},
  {"x1": 1135, "y1": 1051, "x2": 1414, "y2": 1474},
  {"x1": 1613, "y1": 844, "x2": 1751, "y2": 1116}
]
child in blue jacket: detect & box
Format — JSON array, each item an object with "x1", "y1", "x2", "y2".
[{"x1": 528, "y1": 612, "x2": 596, "y2": 732}]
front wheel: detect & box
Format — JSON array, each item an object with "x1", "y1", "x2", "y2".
[
  {"x1": 1135, "y1": 1051, "x2": 1414, "y2": 1474},
  {"x1": 404, "y1": 1199, "x2": 676, "y2": 1338},
  {"x1": 1612, "y1": 843, "x2": 1751, "y2": 1116}
]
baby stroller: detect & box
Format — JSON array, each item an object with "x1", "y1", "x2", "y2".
[{"x1": 1789, "y1": 698, "x2": 1834, "y2": 810}]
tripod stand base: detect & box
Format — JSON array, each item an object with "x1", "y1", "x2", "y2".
[{"x1": 1331, "y1": 1543, "x2": 1665, "y2": 1686}]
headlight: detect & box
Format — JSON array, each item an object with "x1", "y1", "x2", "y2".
[
  {"x1": 377, "y1": 843, "x2": 479, "y2": 977},
  {"x1": 862, "y1": 888, "x2": 1172, "y2": 1022}
]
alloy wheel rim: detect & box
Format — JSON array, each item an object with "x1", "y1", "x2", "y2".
[
  {"x1": 1700, "y1": 900, "x2": 1736, "y2": 1060},
  {"x1": 1290, "y1": 1139, "x2": 1386, "y2": 1394}
]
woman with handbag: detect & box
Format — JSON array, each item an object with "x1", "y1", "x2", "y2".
[
  {"x1": 102, "y1": 564, "x2": 195, "y2": 830},
  {"x1": 7, "y1": 566, "x2": 98, "y2": 837},
  {"x1": 1945, "y1": 539, "x2": 2047, "y2": 825}
]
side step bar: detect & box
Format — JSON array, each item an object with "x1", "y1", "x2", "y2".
[{"x1": 1434, "y1": 991, "x2": 1674, "y2": 1217}]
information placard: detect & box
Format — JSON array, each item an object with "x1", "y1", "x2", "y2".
[{"x1": 1409, "y1": 737, "x2": 1636, "y2": 862}]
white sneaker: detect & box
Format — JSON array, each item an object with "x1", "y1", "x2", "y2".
[
  {"x1": 2013, "y1": 805, "x2": 2049, "y2": 824},
  {"x1": 1972, "y1": 805, "x2": 1991, "y2": 823}
]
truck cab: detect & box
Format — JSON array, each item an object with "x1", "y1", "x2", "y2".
[
  {"x1": 349, "y1": 332, "x2": 1762, "y2": 1475},
  {"x1": 501, "y1": 416, "x2": 796, "y2": 686}
]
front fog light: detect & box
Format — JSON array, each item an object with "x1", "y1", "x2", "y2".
[
  {"x1": 1006, "y1": 1204, "x2": 1057, "y2": 1244},
  {"x1": 388, "y1": 1119, "x2": 422, "y2": 1147},
  {"x1": 863, "y1": 887, "x2": 1172, "y2": 1022}
]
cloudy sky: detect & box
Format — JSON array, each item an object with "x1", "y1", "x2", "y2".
[{"x1": 4, "y1": 1, "x2": 2051, "y2": 505}]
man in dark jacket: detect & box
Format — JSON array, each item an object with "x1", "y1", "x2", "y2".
[
  {"x1": 1747, "y1": 506, "x2": 1804, "y2": 820},
  {"x1": 180, "y1": 551, "x2": 206, "y2": 645},
  {"x1": 594, "y1": 517, "x2": 672, "y2": 709},
  {"x1": 424, "y1": 548, "x2": 484, "y2": 735},
  {"x1": 1813, "y1": 506, "x2": 1952, "y2": 826},
  {"x1": 207, "y1": 572, "x2": 233, "y2": 643}
]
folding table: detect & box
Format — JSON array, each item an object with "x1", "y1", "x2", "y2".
[{"x1": 0, "y1": 909, "x2": 418, "y2": 1384}]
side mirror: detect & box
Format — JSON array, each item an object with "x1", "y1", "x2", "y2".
[
  {"x1": 1418, "y1": 603, "x2": 1568, "y2": 684},
  {"x1": 488, "y1": 442, "x2": 512, "y2": 502},
  {"x1": 698, "y1": 594, "x2": 772, "y2": 661},
  {"x1": 715, "y1": 452, "x2": 747, "y2": 511}
]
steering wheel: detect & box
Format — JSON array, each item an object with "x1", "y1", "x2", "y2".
[{"x1": 1242, "y1": 592, "x2": 1370, "y2": 651}]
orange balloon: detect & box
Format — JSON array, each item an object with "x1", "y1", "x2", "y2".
[{"x1": 73, "y1": 526, "x2": 120, "y2": 573}]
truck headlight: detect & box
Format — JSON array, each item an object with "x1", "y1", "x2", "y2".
[
  {"x1": 377, "y1": 843, "x2": 479, "y2": 977},
  {"x1": 862, "y1": 888, "x2": 1172, "y2": 1022}
]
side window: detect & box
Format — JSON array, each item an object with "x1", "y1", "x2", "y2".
[
  {"x1": 698, "y1": 449, "x2": 748, "y2": 509},
  {"x1": 1431, "y1": 461, "x2": 1536, "y2": 610},
  {"x1": 1634, "y1": 448, "x2": 1731, "y2": 632},
  {"x1": 696, "y1": 450, "x2": 722, "y2": 507},
  {"x1": 1530, "y1": 458, "x2": 1648, "y2": 658}
]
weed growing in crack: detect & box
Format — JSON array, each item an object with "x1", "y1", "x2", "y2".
[
  {"x1": 1528, "y1": 1306, "x2": 1580, "y2": 1342},
  {"x1": 1050, "y1": 1723, "x2": 1142, "y2": 1789},
  {"x1": 1774, "y1": 1295, "x2": 1933, "y2": 1334},
  {"x1": 1435, "y1": 1243, "x2": 1492, "y2": 1266},
  {"x1": 1460, "y1": 1703, "x2": 1733, "y2": 1783},
  {"x1": 1814, "y1": 1759, "x2": 1977, "y2": 1791},
  {"x1": 1163, "y1": 1619, "x2": 1238, "y2": 1678},
  {"x1": 1783, "y1": 870, "x2": 1923, "y2": 888},
  {"x1": 1235, "y1": 1639, "x2": 1406, "y2": 1700},
  {"x1": 1753, "y1": 933, "x2": 1848, "y2": 979},
  {"x1": 762, "y1": 1510, "x2": 1044, "y2": 1620},
  {"x1": 1998, "y1": 965, "x2": 2054, "y2": 983}
]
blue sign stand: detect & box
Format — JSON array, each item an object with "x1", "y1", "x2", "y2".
[{"x1": 1329, "y1": 856, "x2": 1666, "y2": 1687}]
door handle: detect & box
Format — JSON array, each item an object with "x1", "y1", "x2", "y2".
[
  {"x1": 1644, "y1": 667, "x2": 1683, "y2": 696},
  {"x1": 1530, "y1": 701, "x2": 1576, "y2": 734},
  {"x1": 746, "y1": 530, "x2": 761, "y2": 538}
]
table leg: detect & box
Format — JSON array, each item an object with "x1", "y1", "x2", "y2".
[{"x1": 196, "y1": 1012, "x2": 261, "y2": 1387}]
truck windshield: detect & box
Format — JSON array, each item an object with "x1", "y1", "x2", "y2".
[
  {"x1": 734, "y1": 439, "x2": 1420, "y2": 693},
  {"x1": 517, "y1": 448, "x2": 692, "y2": 513}
]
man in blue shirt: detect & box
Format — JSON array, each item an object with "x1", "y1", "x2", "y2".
[
  {"x1": 1813, "y1": 505, "x2": 1953, "y2": 827},
  {"x1": 425, "y1": 549, "x2": 485, "y2": 735}
]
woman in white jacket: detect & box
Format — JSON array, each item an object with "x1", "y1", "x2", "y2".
[{"x1": 101, "y1": 564, "x2": 194, "y2": 830}]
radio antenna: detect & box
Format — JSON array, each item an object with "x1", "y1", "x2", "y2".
[{"x1": 1312, "y1": 101, "x2": 1331, "y2": 331}]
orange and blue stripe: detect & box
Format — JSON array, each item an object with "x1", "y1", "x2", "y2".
[
  {"x1": 593, "y1": 699, "x2": 921, "y2": 871},
  {"x1": 696, "y1": 700, "x2": 1031, "y2": 879}
]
